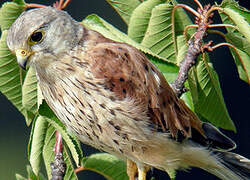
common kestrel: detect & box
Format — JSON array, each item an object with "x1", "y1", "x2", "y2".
[{"x1": 6, "y1": 7, "x2": 250, "y2": 180}]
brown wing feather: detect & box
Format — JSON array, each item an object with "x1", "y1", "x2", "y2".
[{"x1": 83, "y1": 29, "x2": 204, "y2": 139}]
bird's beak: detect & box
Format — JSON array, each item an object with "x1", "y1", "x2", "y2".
[{"x1": 16, "y1": 49, "x2": 32, "y2": 70}]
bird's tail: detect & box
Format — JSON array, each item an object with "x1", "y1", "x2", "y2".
[{"x1": 203, "y1": 151, "x2": 250, "y2": 180}]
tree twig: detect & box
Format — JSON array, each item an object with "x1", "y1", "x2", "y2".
[{"x1": 171, "y1": 4, "x2": 213, "y2": 97}]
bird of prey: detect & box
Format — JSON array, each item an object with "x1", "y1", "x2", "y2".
[{"x1": 6, "y1": 7, "x2": 250, "y2": 180}]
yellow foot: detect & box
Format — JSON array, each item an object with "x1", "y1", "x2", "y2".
[
  {"x1": 138, "y1": 165, "x2": 147, "y2": 180},
  {"x1": 127, "y1": 159, "x2": 137, "y2": 180},
  {"x1": 127, "y1": 159, "x2": 150, "y2": 180}
]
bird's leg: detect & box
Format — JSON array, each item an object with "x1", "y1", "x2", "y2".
[
  {"x1": 127, "y1": 159, "x2": 137, "y2": 180},
  {"x1": 137, "y1": 165, "x2": 147, "y2": 180}
]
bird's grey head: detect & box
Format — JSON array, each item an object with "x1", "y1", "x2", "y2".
[{"x1": 7, "y1": 7, "x2": 83, "y2": 69}]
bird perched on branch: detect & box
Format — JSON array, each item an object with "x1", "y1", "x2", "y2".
[{"x1": 7, "y1": 7, "x2": 250, "y2": 180}]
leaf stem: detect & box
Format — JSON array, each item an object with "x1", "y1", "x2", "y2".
[
  {"x1": 208, "y1": 24, "x2": 237, "y2": 29},
  {"x1": 74, "y1": 166, "x2": 85, "y2": 173},
  {"x1": 211, "y1": 42, "x2": 249, "y2": 83},
  {"x1": 193, "y1": 0, "x2": 203, "y2": 10},
  {"x1": 62, "y1": 0, "x2": 71, "y2": 9},
  {"x1": 26, "y1": 3, "x2": 47, "y2": 9},
  {"x1": 207, "y1": 29, "x2": 227, "y2": 40},
  {"x1": 171, "y1": 4, "x2": 200, "y2": 57},
  {"x1": 50, "y1": 131, "x2": 66, "y2": 180},
  {"x1": 204, "y1": 6, "x2": 224, "y2": 24},
  {"x1": 174, "y1": 4, "x2": 201, "y2": 18},
  {"x1": 53, "y1": 0, "x2": 71, "y2": 10},
  {"x1": 184, "y1": 25, "x2": 198, "y2": 41}
]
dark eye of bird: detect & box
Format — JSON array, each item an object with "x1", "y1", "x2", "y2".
[{"x1": 31, "y1": 31, "x2": 43, "y2": 42}]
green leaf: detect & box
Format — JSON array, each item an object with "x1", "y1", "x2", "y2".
[
  {"x1": 173, "y1": 3, "x2": 194, "y2": 37},
  {"x1": 83, "y1": 14, "x2": 126, "y2": 42},
  {"x1": 226, "y1": 33, "x2": 250, "y2": 57},
  {"x1": 0, "y1": 1, "x2": 26, "y2": 31},
  {"x1": 165, "y1": 169, "x2": 176, "y2": 180},
  {"x1": 218, "y1": 1, "x2": 250, "y2": 83},
  {"x1": 147, "y1": 54, "x2": 179, "y2": 83},
  {"x1": 188, "y1": 54, "x2": 235, "y2": 131},
  {"x1": 42, "y1": 124, "x2": 78, "y2": 180},
  {"x1": 0, "y1": 30, "x2": 25, "y2": 114},
  {"x1": 140, "y1": 2, "x2": 194, "y2": 63},
  {"x1": 106, "y1": 0, "x2": 141, "y2": 25},
  {"x1": 15, "y1": 174, "x2": 26, "y2": 180},
  {"x1": 219, "y1": 0, "x2": 250, "y2": 43},
  {"x1": 22, "y1": 66, "x2": 38, "y2": 125},
  {"x1": 141, "y1": 3, "x2": 176, "y2": 62},
  {"x1": 22, "y1": 67, "x2": 38, "y2": 113},
  {"x1": 39, "y1": 101, "x2": 83, "y2": 167},
  {"x1": 180, "y1": 79, "x2": 194, "y2": 111},
  {"x1": 128, "y1": 0, "x2": 166, "y2": 43},
  {"x1": 13, "y1": 0, "x2": 26, "y2": 5},
  {"x1": 28, "y1": 116, "x2": 48, "y2": 175},
  {"x1": 225, "y1": 32, "x2": 250, "y2": 83},
  {"x1": 27, "y1": 165, "x2": 37, "y2": 180},
  {"x1": 82, "y1": 153, "x2": 128, "y2": 180},
  {"x1": 229, "y1": 48, "x2": 250, "y2": 84},
  {"x1": 16, "y1": 166, "x2": 47, "y2": 180},
  {"x1": 41, "y1": 124, "x2": 55, "y2": 179},
  {"x1": 176, "y1": 35, "x2": 188, "y2": 65},
  {"x1": 223, "y1": 8, "x2": 250, "y2": 43},
  {"x1": 82, "y1": 14, "x2": 169, "y2": 61},
  {"x1": 0, "y1": 3, "x2": 31, "y2": 122},
  {"x1": 180, "y1": 90, "x2": 194, "y2": 111}
]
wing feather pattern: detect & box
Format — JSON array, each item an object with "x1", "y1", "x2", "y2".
[{"x1": 81, "y1": 30, "x2": 204, "y2": 139}]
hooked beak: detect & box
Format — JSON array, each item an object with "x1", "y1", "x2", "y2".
[{"x1": 16, "y1": 49, "x2": 32, "y2": 70}]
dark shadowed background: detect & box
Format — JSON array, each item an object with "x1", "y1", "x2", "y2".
[{"x1": 0, "y1": 0, "x2": 249, "y2": 179}]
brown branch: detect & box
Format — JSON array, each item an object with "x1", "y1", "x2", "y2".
[
  {"x1": 50, "y1": 131, "x2": 66, "y2": 180},
  {"x1": 171, "y1": 4, "x2": 213, "y2": 97}
]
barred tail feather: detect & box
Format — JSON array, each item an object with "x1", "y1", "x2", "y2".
[{"x1": 204, "y1": 151, "x2": 250, "y2": 180}]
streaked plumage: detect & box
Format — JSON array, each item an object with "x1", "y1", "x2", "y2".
[{"x1": 6, "y1": 7, "x2": 250, "y2": 180}]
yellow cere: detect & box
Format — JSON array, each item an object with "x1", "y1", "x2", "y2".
[{"x1": 16, "y1": 49, "x2": 29, "y2": 57}]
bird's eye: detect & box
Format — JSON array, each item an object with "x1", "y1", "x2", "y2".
[{"x1": 28, "y1": 30, "x2": 44, "y2": 45}]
